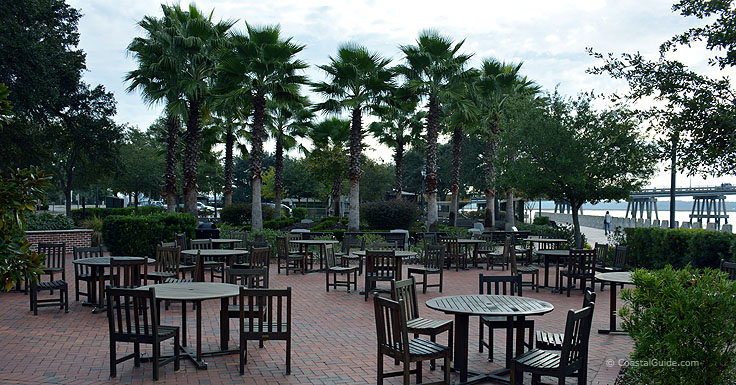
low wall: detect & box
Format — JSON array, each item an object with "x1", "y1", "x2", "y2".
[
  {"x1": 25, "y1": 229, "x2": 92, "y2": 252},
  {"x1": 541, "y1": 212, "x2": 733, "y2": 233}
]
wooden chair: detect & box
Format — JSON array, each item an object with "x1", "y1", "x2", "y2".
[
  {"x1": 364, "y1": 250, "x2": 398, "y2": 301},
  {"x1": 597, "y1": 245, "x2": 628, "y2": 290},
  {"x1": 510, "y1": 304, "x2": 595, "y2": 385},
  {"x1": 720, "y1": 259, "x2": 736, "y2": 280},
  {"x1": 238, "y1": 287, "x2": 292, "y2": 375},
  {"x1": 225, "y1": 265, "x2": 268, "y2": 347},
  {"x1": 276, "y1": 236, "x2": 306, "y2": 275},
  {"x1": 440, "y1": 236, "x2": 462, "y2": 271},
  {"x1": 478, "y1": 234, "x2": 503, "y2": 270},
  {"x1": 407, "y1": 244, "x2": 445, "y2": 293},
  {"x1": 231, "y1": 231, "x2": 249, "y2": 250},
  {"x1": 511, "y1": 240, "x2": 540, "y2": 293},
  {"x1": 106, "y1": 286, "x2": 180, "y2": 381},
  {"x1": 536, "y1": 290, "x2": 596, "y2": 350},
  {"x1": 422, "y1": 232, "x2": 439, "y2": 246},
  {"x1": 191, "y1": 239, "x2": 224, "y2": 282},
  {"x1": 559, "y1": 249, "x2": 597, "y2": 297},
  {"x1": 160, "y1": 241, "x2": 177, "y2": 248},
  {"x1": 148, "y1": 245, "x2": 184, "y2": 283},
  {"x1": 325, "y1": 244, "x2": 359, "y2": 292},
  {"x1": 110, "y1": 258, "x2": 146, "y2": 288},
  {"x1": 336, "y1": 234, "x2": 365, "y2": 275},
  {"x1": 385, "y1": 233, "x2": 406, "y2": 250},
  {"x1": 372, "y1": 241, "x2": 398, "y2": 250},
  {"x1": 72, "y1": 246, "x2": 105, "y2": 302},
  {"x1": 374, "y1": 295, "x2": 451, "y2": 385},
  {"x1": 391, "y1": 277, "x2": 453, "y2": 371},
  {"x1": 478, "y1": 273, "x2": 535, "y2": 362},
  {"x1": 533, "y1": 239, "x2": 559, "y2": 265},
  {"x1": 248, "y1": 246, "x2": 271, "y2": 269},
  {"x1": 175, "y1": 232, "x2": 187, "y2": 250},
  {"x1": 37, "y1": 242, "x2": 66, "y2": 287}
]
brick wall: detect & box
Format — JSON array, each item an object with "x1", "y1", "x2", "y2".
[{"x1": 25, "y1": 229, "x2": 92, "y2": 251}]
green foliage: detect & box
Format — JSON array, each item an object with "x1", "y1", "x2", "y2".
[
  {"x1": 220, "y1": 204, "x2": 274, "y2": 226},
  {"x1": 515, "y1": 222, "x2": 578, "y2": 249},
  {"x1": 360, "y1": 200, "x2": 419, "y2": 230},
  {"x1": 24, "y1": 212, "x2": 75, "y2": 231},
  {"x1": 292, "y1": 207, "x2": 307, "y2": 220},
  {"x1": 438, "y1": 225, "x2": 471, "y2": 239},
  {"x1": 69, "y1": 206, "x2": 164, "y2": 225},
  {"x1": 532, "y1": 216, "x2": 550, "y2": 226},
  {"x1": 264, "y1": 217, "x2": 296, "y2": 230},
  {"x1": 101, "y1": 213, "x2": 196, "y2": 257},
  {"x1": 80, "y1": 215, "x2": 103, "y2": 247},
  {"x1": 359, "y1": 233, "x2": 387, "y2": 249},
  {"x1": 619, "y1": 267, "x2": 736, "y2": 385},
  {"x1": 624, "y1": 227, "x2": 736, "y2": 269},
  {"x1": 112, "y1": 128, "x2": 164, "y2": 198},
  {"x1": 251, "y1": 229, "x2": 286, "y2": 256},
  {"x1": 312, "y1": 216, "x2": 348, "y2": 231}
]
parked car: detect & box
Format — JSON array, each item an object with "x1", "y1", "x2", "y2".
[
  {"x1": 265, "y1": 203, "x2": 292, "y2": 216},
  {"x1": 177, "y1": 202, "x2": 215, "y2": 215}
]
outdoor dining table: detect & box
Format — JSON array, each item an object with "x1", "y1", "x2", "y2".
[
  {"x1": 137, "y1": 281, "x2": 240, "y2": 369},
  {"x1": 72, "y1": 256, "x2": 154, "y2": 314},
  {"x1": 596, "y1": 271, "x2": 634, "y2": 335},
  {"x1": 536, "y1": 249, "x2": 570, "y2": 290},
  {"x1": 289, "y1": 239, "x2": 339, "y2": 271},
  {"x1": 426, "y1": 294, "x2": 554, "y2": 384},
  {"x1": 181, "y1": 248, "x2": 249, "y2": 268},
  {"x1": 457, "y1": 239, "x2": 485, "y2": 268}
]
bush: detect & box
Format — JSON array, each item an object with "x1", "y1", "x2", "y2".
[
  {"x1": 532, "y1": 216, "x2": 551, "y2": 226},
  {"x1": 220, "y1": 204, "x2": 275, "y2": 226},
  {"x1": 24, "y1": 212, "x2": 75, "y2": 230},
  {"x1": 619, "y1": 266, "x2": 736, "y2": 385},
  {"x1": 516, "y1": 222, "x2": 578, "y2": 249},
  {"x1": 361, "y1": 200, "x2": 419, "y2": 230},
  {"x1": 264, "y1": 217, "x2": 296, "y2": 230},
  {"x1": 292, "y1": 207, "x2": 307, "y2": 220},
  {"x1": 69, "y1": 206, "x2": 164, "y2": 225},
  {"x1": 623, "y1": 227, "x2": 736, "y2": 269},
  {"x1": 102, "y1": 213, "x2": 196, "y2": 257},
  {"x1": 80, "y1": 216, "x2": 103, "y2": 246}
]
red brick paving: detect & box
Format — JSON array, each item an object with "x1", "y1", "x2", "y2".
[{"x1": 0, "y1": 256, "x2": 631, "y2": 384}]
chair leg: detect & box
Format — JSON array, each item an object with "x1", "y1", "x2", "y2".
[
  {"x1": 152, "y1": 339, "x2": 160, "y2": 381},
  {"x1": 439, "y1": 271, "x2": 443, "y2": 293},
  {"x1": 479, "y1": 321, "x2": 484, "y2": 353},
  {"x1": 403, "y1": 361, "x2": 410, "y2": 385},
  {"x1": 567, "y1": 275, "x2": 572, "y2": 297},
  {"x1": 109, "y1": 340, "x2": 116, "y2": 378},
  {"x1": 532, "y1": 373, "x2": 541, "y2": 385},
  {"x1": 430, "y1": 334, "x2": 436, "y2": 370},
  {"x1": 488, "y1": 326, "x2": 494, "y2": 361},
  {"x1": 510, "y1": 361, "x2": 520, "y2": 385},
  {"x1": 239, "y1": 333, "x2": 245, "y2": 375},
  {"x1": 416, "y1": 360, "x2": 422, "y2": 383},
  {"x1": 64, "y1": 285, "x2": 69, "y2": 313},
  {"x1": 286, "y1": 332, "x2": 291, "y2": 375},
  {"x1": 174, "y1": 330, "x2": 180, "y2": 371},
  {"x1": 422, "y1": 272, "x2": 428, "y2": 294},
  {"x1": 134, "y1": 342, "x2": 141, "y2": 367},
  {"x1": 377, "y1": 352, "x2": 383, "y2": 385}
]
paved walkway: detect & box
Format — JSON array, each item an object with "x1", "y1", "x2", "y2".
[{"x1": 0, "y1": 255, "x2": 631, "y2": 384}]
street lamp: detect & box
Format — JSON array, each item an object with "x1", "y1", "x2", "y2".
[{"x1": 420, "y1": 168, "x2": 426, "y2": 214}]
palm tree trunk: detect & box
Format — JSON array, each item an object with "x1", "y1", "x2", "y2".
[
  {"x1": 348, "y1": 107, "x2": 362, "y2": 231},
  {"x1": 426, "y1": 95, "x2": 440, "y2": 232},
  {"x1": 274, "y1": 128, "x2": 284, "y2": 219},
  {"x1": 484, "y1": 123, "x2": 499, "y2": 228},
  {"x1": 395, "y1": 136, "x2": 404, "y2": 200},
  {"x1": 224, "y1": 123, "x2": 234, "y2": 207},
  {"x1": 251, "y1": 93, "x2": 266, "y2": 230},
  {"x1": 449, "y1": 125, "x2": 462, "y2": 227},
  {"x1": 183, "y1": 98, "x2": 201, "y2": 217},
  {"x1": 164, "y1": 113, "x2": 179, "y2": 212},
  {"x1": 332, "y1": 177, "x2": 342, "y2": 217},
  {"x1": 506, "y1": 190, "x2": 515, "y2": 229}
]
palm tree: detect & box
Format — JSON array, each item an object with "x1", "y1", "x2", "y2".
[
  {"x1": 312, "y1": 43, "x2": 394, "y2": 231},
  {"x1": 267, "y1": 96, "x2": 313, "y2": 218},
  {"x1": 218, "y1": 24, "x2": 308, "y2": 230},
  {"x1": 210, "y1": 112, "x2": 249, "y2": 207},
  {"x1": 474, "y1": 58, "x2": 539, "y2": 228},
  {"x1": 396, "y1": 30, "x2": 473, "y2": 231},
  {"x1": 369, "y1": 86, "x2": 425, "y2": 200},
  {"x1": 305, "y1": 118, "x2": 350, "y2": 216}
]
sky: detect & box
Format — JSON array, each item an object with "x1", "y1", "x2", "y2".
[{"x1": 67, "y1": 0, "x2": 735, "y2": 189}]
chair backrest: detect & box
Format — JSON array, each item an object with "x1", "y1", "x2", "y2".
[
  {"x1": 478, "y1": 234, "x2": 495, "y2": 251},
  {"x1": 341, "y1": 234, "x2": 365, "y2": 254},
  {"x1": 441, "y1": 236, "x2": 460, "y2": 257},
  {"x1": 479, "y1": 273, "x2": 523, "y2": 296},
  {"x1": 720, "y1": 259, "x2": 736, "y2": 280},
  {"x1": 226, "y1": 266, "x2": 268, "y2": 289},
  {"x1": 239, "y1": 287, "x2": 291, "y2": 336},
  {"x1": 110, "y1": 258, "x2": 146, "y2": 288},
  {"x1": 190, "y1": 239, "x2": 212, "y2": 250},
  {"x1": 594, "y1": 243, "x2": 608, "y2": 266},
  {"x1": 583, "y1": 289, "x2": 596, "y2": 308},
  {"x1": 249, "y1": 247, "x2": 270, "y2": 269},
  {"x1": 384, "y1": 233, "x2": 405, "y2": 250},
  {"x1": 192, "y1": 251, "x2": 205, "y2": 282},
  {"x1": 106, "y1": 286, "x2": 160, "y2": 341},
  {"x1": 231, "y1": 231, "x2": 248, "y2": 248},
  {"x1": 373, "y1": 295, "x2": 409, "y2": 358},
  {"x1": 503, "y1": 237, "x2": 516, "y2": 274},
  {"x1": 286, "y1": 233, "x2": 302, "y2": 253},
  {"x1": 175, "y1": 232, "x2": 187, "y2": 249},
  {"x1": 391, "y1": 277, "x2": 420, "y2": 321},
  {"x1": 537, "y1": 241, "x2": 558, "y2": 251},
  {"x1": 73, "y1": 246, "x2": 102, "y2": 276},
  {"x1": 160, "y1": 241, "x2": 177, "y2": 248},
  {"x1": 569, "y1": 249, "x2": 597, "y2": 277},
  {"x1": 613, "y1": 245, "x2": 628, "y2": 269},
  {"x1": 38, "y1": 243, "x2": 66, "y2": 277},
  {"x1": 365, "y1": 250, "x2": 397, "y2": 279},
  {"x1": 490, "y1": 232, "x2": 506, "y2": 244},
  {"x1": 423, "y1": 244, "x2": 445, "y2": 270},
  {"x1": 325, "y1": 244, "x2": 338, "y2": 269},
  {"x1": 559, "y1": 304, "x2": 596, "y2": 370},
  {"x1": 155, "y1": 245, "x2": 182, "y2": 277},
  {"x1": 276, "y1": 236, "x2": 289, "y2": 258},
  {"x1": 422, "y1": 232, "x2": 439, "y2": 245},
  {"x1": 372, "y1": 241, "x2": 397, "y2": 251}
]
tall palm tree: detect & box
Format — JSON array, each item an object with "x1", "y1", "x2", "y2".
[
  {"x1": 474, "y1": 58, "x2": 539, "y2": 228},
  {"x1": 305, "y1": 118, "x2": 350, "y2": 217},
  {"x1": 396, "y1": 30, "x2": 473, "y2": 231},
  {"x1": 210, "y1": 112, "x2": 249, "y2": 207},
  {"x1": 312, "y1": 43, "x2": 394, "y2": 231},
  {"x1": 218, "y1": 24, "x2": 308, "y2": 230},
  {"x1": 267, "y1": 95, "x2": 313, "y2": 218},
  {"x1": 369, "y1": 86, "x2": 425, "y2": 200}
]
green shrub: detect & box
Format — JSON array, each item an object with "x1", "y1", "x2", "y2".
[
  {"x1": 251, "y1": 229, "x2": 286, "y2": 257},
  {"x1": 360, "y1": 200, "x2": 419, "y2": 230},
  {"x1": 532, "y1": 216, "x2": 551, "y2": 226},
  {"x1": 24, "y1": 212, "x2": 75, "y2": 230},
  {"x1": 292, "y1": 207, "x2": 307, "y2": 220},
  {"x1": 438, "y1": 225, "x2": 471, "y2": 239},
  {"x1": 515, "y1": 222, "x2": 578, "y2": 249},
  {"x1": 359, "y1": 233, "x2": 387, "y2": 249},
  {"x1": 264, "y1": 217, "x2": 296, "y2": 230},
  {"x1": 624, "y1": 227, "x2": 736, "y2": 269},
  {"x1": 80, "y1": 215, "x2": 104, "y2": 246},
  {"x1": 70, "y1": 206, "x2": 164, "y2": 225},
  {"x1": 220, "y1": 204, "x2": 275, "y2": 225},
  {"x1": 102, "y1": 213, "x2": 196, "y2": 257},
  {"x1": 619, "y1": 266, "x2": 736, "y2": 385}
]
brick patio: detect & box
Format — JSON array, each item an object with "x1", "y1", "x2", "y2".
[{"x1": 0, "y1": 256, "x2": 631, "y2": 385}]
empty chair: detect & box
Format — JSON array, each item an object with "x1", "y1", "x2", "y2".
[
  {"x1": 536, "y1": 290, "x2": 596, "y2": 350},
  {"x1": 191, "y1": 239, "x2": 224, "y2": 281},
  {"x1": 440, "y1": 236, "x2": 462, "y2": 271},
  {"x1": 231, "y1": 231, "x2": 249, "y2": 250},
  {"x1": 364, "y1": 250, "x2": 397, "y2": 301},
  {"x1": 110, "y1": 258, "x2": 146, "y2": 288},
  {"x1": 238, "y1": 287, "x2": 292, "y2": 375},
  {"x1": 597, "y1": 245, "x2": 628, "y2": 290},
  {"x1": 478, "y1": 234, "x2": 504, "y2": 270},
  {"x1": 337, "y1": 234, "x2": 365, "y2": 275},
  {"x1": 512, "y1": 240, "x2": 540, "y2": 293},
  {"x1": 106, "y1": 286, "x2": 180, "y2": 381},
  {"x1": 276, "y1": 236, "x2": 306, "y2": 275},
  {"x1": 385, "y1": 233, "x2": 406, "y2": 250},
  {"x1": 37, "y1": 242, "x2": 66, "y2": 285},
  {"x1": 325, "y1": 244, "x2": 359, "y2": 292},
  {"x1": 148, "y1": 245, "x2": 184, "y2": 283},
  {"x1": 559, "y1": 249, "x2": 597, "y2": 297},
  {"x1": 478, "y1": 273, "x2": 534, "y2": 362},
  {"x1": 374, "y1": 295, "x2": 451, "y2": 385},
  {"x1": 30, "y1": 243, "x2": 69, "y2": 315},
  {"x1": 407, "y1": 244, "x2": 445, "y2": 293},
  {"x1": 72, "y1": 246, "x2": 105, "y2": 302},
  {"x1": 248, "y1": 246, "x2": 271, "y2": 270},
  {"x1": 160, "y1": 241, "x2": 177, "y2": 248}
]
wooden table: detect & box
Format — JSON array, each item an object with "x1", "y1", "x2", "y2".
[
  {"x1": 72, "y1": 256, "x2": 154, "y2": 314},
  {"x1": 523, "y1": 238, "x2": 568, "y2": 244},
  {"x1": 138, "y1": 282, "x2": 240, "y2": 369},
  {"x1": 536, "y1": 249, "x2": 570, "y2": 290},
  {"x1": 457, "y1": 239, "x2": 484, "y2": 268},
  {"x1": 289, "y1": 239, "x2": 339, "y2": 271},
  {"x1": 426, "y1": 295, "x2": 554, "y2": 384},
  {"x1": 211, "y1": 238, "x2": 242, "y2": 249},
  {"x1": 596, "y1": 271, "x2": 633, "y2": 335},
  {"x1": 181, "y1": 248, "x2": 248, "y2": 267}
]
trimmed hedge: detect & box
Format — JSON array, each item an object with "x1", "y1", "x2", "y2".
[
  {"x1": 624, "y1": 227, "x2": 736, "y2": 269},
  {"x1": 70, "y1": 206, "x2": 164, "y2": 225},
  {"x1": 361, "y1": 200, "x2": 419, "y2": 230},
  {"x1": 25, "y1": 212, "x2": 75, "y2": 230},
  {"x1": 102, "y1": 213, "x2": 196, "y2": 257}
]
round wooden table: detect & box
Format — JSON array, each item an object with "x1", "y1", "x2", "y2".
[
  {"x1": 181, "y1": 248, "x2": 248, "y2": 267},
  {"x1": 427, "y1": 294, "x2": 554, "y2": 384},
  {"x1": 536, "y1": 249, "x2": 571, "y2": 289},
  {"x1": 289, "y1": 239, "x2": 339, "y2": 271},
  {"x1": 72, "y1": 256, "x2": 154, "y2": 313},
  {"x1": 596, "y1": 271, "x2": 633, "y2": 335},
  {"x1": 138, "y1": 282, "x2": 241, "y2": 369}
]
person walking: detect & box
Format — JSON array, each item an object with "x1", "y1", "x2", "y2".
[{"x1": 604, "y1": 211, "x2": 612, "y2": 235}]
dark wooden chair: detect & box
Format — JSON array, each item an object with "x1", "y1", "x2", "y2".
[
  {"x1": 248, "y1": 246, "x2": 270, "y2": 269},
  {"x1": 511, "y1": 239, "x2": 540, "y2": 293},
  {"x1": 385, "y1": 233, "x2": 406, "y2": 250},
  {"x1": 160, "y1": 241, "x2": 177, "y2": 248},
  {"x1": 276, "y1": 236, "x2": 306, "y2": 275},
  {"x1": 175, "y1": 232, "x2": 187, "y2": 250},
  {"x1": 372, "y1": 241, "x2": 399, "y2": 250},
  {"x1": 478, "y1": 273, "x2": 534, "y2": 362},
  {"x1": 422, "y1": 232, "x2": 439, "y2": 246},
  {"x1": 510, "y1": 304, "x2": 595, "y2": 385},
  {"x1": 110, "y1": 258, "x2": 146, "y2": 288},
  {"x1": 336, "y1": 234, "x2": 365, "y2": 275},
  {"x1": 231, "y1": 231, "x2": 249, "y2": 250},
  {"x1": 533, "y1": 239, "x2": 560, "y2": 265},
  {"x1": 536, "y1": 290, "x2": 596, "y2": 350},
  {"x1": 407, "y1": 244, "x2": 445, "y2": 293},
  {"x1": 148, "y1": 245, "x2": 184, "y2": 283},
  {"x1": 325, "y1": 244, "x2": 359, "y2": 292},
  {"x1": 238, "y1": 287, "x2": 292, "y2": 375},
  {"x1": 30, "y1": 243, "x2": 69, "y2": 314},
  {"x1": 374, "y1": 295, "x2": 451, "y2": 385},
  {"x1": 478, "y1": 234, "x2": 503, "y2": 270},
  {"x1": 559, "y1": 249, "x2": 597, "y2": 297},
  {"x1": 391, "y1": 277, "x2": 453, "y2": 371},
  {"x1": 225, "y1": 265, "x2": 268, "y2": 347},
  {"x1": 191, "y1": 239, "x2": 225, "y2": 282},
  {"x1": 72, "y1": 246, "x2": 105, "y2": 302},
  {"x1": 597, "y1": 245, "x2": 628, "y2": 291},
  {"x1": 720, "y1": 259, "x2": 736, "y2": 280},
  {"x1": 106, "y1": 286, "x2": 180, "y2": 381},
  {"x1": 439, "y1": 236, "x2": 462, "y2": 271},
  {"x1": 37, "y1": 242, "x2": 66, "y2": 288},
  {"x1": 364, "y1": 250, "x2": 398, "y2": 301}
]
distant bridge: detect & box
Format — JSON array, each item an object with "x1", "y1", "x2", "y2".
[{"x1": 626, "y1": 185, "x2": 734, "y2": 228}]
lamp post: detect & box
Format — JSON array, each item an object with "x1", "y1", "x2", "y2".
[{"x1": 420, "y1": 168, "x2": 426, "y2": 215}]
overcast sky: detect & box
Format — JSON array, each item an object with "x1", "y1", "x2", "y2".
[{"x1": 67, "y1": 0, "x2": 734, "y2": 188}]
